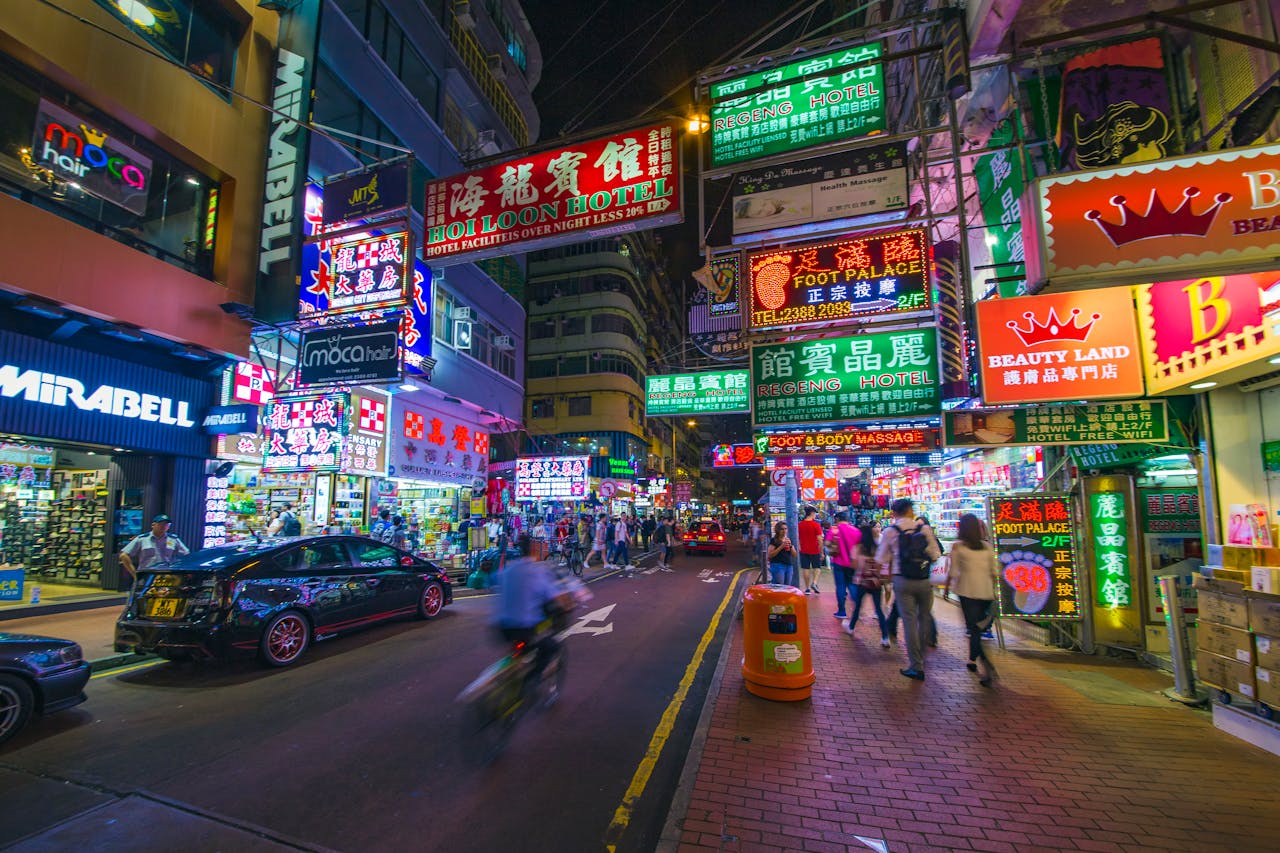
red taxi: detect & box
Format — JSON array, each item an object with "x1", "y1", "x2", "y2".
[{"x1": 683, "y1": 521, "x2": 727, "y2": 556}]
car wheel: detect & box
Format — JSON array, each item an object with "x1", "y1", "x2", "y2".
[
  {"x1": 0, "y1": 674, "x2": 34, "y2": 746},
  {"x1": 418, "y1": 581, "x2": 446, "y2": 619},
  {"x1": 259, "y1": 610, "x2": 310, "y2": 667}
]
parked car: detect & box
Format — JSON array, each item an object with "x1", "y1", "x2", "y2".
[
  {"x1": 683, "y1": 521, "x2": 727, "y2": 556},
  {"x1": 115, "y1": 535, "x2": 453, "y2": 667},
  {"x1": 0, "y1": 633, "x2": 90, "y2": 746}
]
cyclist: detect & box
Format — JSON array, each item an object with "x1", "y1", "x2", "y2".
[{"x1": 493, "y1": 556, "x2": 573, "y2": 682}]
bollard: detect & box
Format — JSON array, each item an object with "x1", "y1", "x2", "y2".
[{"x1": 741, "y1": 583, "x2": 814, "y2": 701}]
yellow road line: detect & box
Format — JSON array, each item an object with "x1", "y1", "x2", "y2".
[
  {"x1": 603, "y1": 567, "x2": 749, "y2": 852},
  {"x1": 90, "y1": 659, "x2": 165, "y2": 679}
]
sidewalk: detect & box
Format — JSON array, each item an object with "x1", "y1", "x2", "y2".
[{"x1": 664, "y1": 592, "x2": 1280, "y2": 853}]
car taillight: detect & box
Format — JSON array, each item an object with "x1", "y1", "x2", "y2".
[
  {"x1": 217, "y1": 579, "x2": 240, "y2": 609},
  {"x1": 714, "y1": 534, "x2": 724, "y2": 541}
]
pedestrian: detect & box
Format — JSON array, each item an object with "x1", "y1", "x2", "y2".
[
  {"x1": 388, "y1": 515, "x2": 408, "y2": 550},
  {"x1": 119, "y1": 514, "x2": 190, "y2": 580},
  {"x1": 653, "y1": 515, "x2": 671, "y2": 571},
  {"x1": 265, "y1": 508, "x2": 283, "y2": 537},
  {"x1": 584, "y1": 512, "x2": 610, "y2": 573},
  {"x1": 876, "y1": 498, "x2": 941, "y2": 681},
  {"x1": 406, "y1": 519, "x2": 422, "y2": 553},
  {"x1": 486, "y1": 515, "x2": 504, "y2": 546},
  {"x1": 945, "y1": 513, "x2": 1001, "y2": 687},
  {"x1": 767, "y1": 522, "x2": 796, "y2": 585},
  {"x1": 825, "y1": 511, "x2": 860, "y2": 622},
  {"x1": 279, "y1": 502, "x2": 302, "y2": 536},
  {"x1": 641, "y1": 515, "x2": 655, "y2": 551},
  {"x1": 576, "y1": 514, "x2": 591, "y2": 546},
  {"x1": 372, "y1": 509, "x2": 392, "y2": 542},
  {"x1": 754, "y1": 519, "x2": 771, "y2": 580},
  {"x1": 848, "y1": 522, "x2": 890, "y2": 646},
  {"x1": 797, "y1": 506, "x2": 824, "y2": 595},
  {"x1": 614, "y1": 514, "x2": 634, "y2": 577}
]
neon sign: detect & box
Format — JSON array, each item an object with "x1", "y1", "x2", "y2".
[
  {"x1": 262, "y1": 394, "x2": 347, "y2": 472},
  {"x1": 32, "y1": 99, "x2": 152, "y2": 215},
  {"x1": 747, "y1": 227, "x2": 931, "y2": 330}
]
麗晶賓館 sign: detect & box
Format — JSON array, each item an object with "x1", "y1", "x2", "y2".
[{"x1": 646, "y1": 370, "x2": 750, "y2": 416}]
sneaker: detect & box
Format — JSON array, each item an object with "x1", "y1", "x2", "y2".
[
  {"x1": 625, "y1": 564, "x2": 636, "y2": 572},
  {"x1": 660, "y1": 566, "x2": 673, "y2": 573},
  {"x1": 804, "y1": 588, "x2": 811, "y2": 595},
  {"x1": 832, "y1": 612, "x2": 847, "y2": 619},
  {"x1": 582, "y1": 562, "x2": 591, "y2": 572},
  {"x1": 812, "y1": 583, "x2": 820, "y2": 593},
  {"x1": 880, "y1": 637, "x2": 890, "y2": 648},
  {"x1": 899, "y1": 668, "x2": 925, "y2": 681}
]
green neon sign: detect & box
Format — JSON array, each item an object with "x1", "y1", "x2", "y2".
[
  {"x1": 1090, "y1": 491, "x2": 1133, "y2": 608},
  {"x1": 709, "y1": 42, "x2": 885, "y2": 168},
  {"x1": 645, "y1": 369, "x2": 751, "y2": 416}
]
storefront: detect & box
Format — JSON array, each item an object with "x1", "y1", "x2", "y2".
[{"x1": 0, "y1": 330, "x2": 217, "y2": 610}]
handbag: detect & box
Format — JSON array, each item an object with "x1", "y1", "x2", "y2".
[{"x1": 857, "y1": 557, "x2": 884, "y2": 590}]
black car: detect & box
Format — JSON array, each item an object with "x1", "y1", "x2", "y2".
[
  {"x1": 115, "y1": 535, "x2": 453, "y2": 667},
  {"x1": 0, "y1": 633, "x2": 90, "y2": 746}
]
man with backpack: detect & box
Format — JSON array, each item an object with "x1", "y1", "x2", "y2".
[
  {"x1": 280, "y1": 503, "x2": 302, "y2": 537},
  {"x1": 876, "y1": 498, "x2": 941, "y2": 681}
]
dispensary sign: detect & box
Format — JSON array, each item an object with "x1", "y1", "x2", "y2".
[
  {"x1": 423, "y1": 122, "x2": 682, "y2": 264},
  {"x1": 751, "y1": 328, "x2": 940, "y2": 426},
  {"x1": 645, "y1": 370, "x2": 750, "y2": 416},
  {"x1": 709, "y1": 42, "x2": 885, "y2": 168}
]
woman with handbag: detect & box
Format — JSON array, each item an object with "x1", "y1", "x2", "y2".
[
  {"x1": 767, "y1": 522, "x2": 796, "y2": 586},
  {"x1": 847, "y1": 522, "x2": 890, "y2": 646},
  {"x1": 945, "y1": 513, "x2": 1001, "y2": 686}
]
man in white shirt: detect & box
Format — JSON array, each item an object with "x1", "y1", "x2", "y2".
[
  {"x1": 876, "y1": 498, "x2": 941, "y2": 681},
  {"x1": 119, "y1": 514, "x2": 190, "y2": 581}
]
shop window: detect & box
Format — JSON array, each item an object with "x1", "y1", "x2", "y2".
[
  {"x1": 531, "y1": 398, "x2": 554, "y2": 418},
  {"x1": 568, "y1": 396, "x2": 592, "y2": 417},
  {"x1": 562, "y1": 316, "x2": 586, "y2": 336},
  {"x1": 0, "y1": 56, "x2": 216, "y2": 278},
  {"x1": 94, "y1": 0, "x2": 240, "y2": 90},
  {"x1": 349, "y1": 540, "x2": 399, "y2": 567}
]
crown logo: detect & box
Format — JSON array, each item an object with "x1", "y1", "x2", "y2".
[
  {"x1": 78, "y1": 123, "x2": 107, "y2": 147},
  {"x1": 1007, "y1": 307, "x2": 1099, "y2": 347},
  {"x1": 1084, "y1": 187, "x2": 1232, "y2": 246}
]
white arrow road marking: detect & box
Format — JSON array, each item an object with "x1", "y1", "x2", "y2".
[
  {"x1": 701, "y1": 578, "x2": 720, "y2": 584},
  {"x1": 853, "y1": 836, "x2": 890, "y2": 853},
  {"x1": 562, "y1": 603, "x2": 616, "y2": 638}
]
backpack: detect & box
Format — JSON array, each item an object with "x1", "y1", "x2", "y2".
[
  {"x1": 606, "y1": 521, "x2": 616, "y2": 542},
  {"x1": 281, "y1": 512, "x2": 302, "y2": 537},
  {"x1": 894, "y1": 523, "x2": 933, "y2": 580},
  {"x1": 654, "y1": 524, "x2": 669, "y2": 545}
]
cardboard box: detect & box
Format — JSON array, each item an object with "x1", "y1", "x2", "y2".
[
  {"x1": 1194, "y1": 575, "x2": 1246, "y2": 594},
  {"x1": 1249, "y1": 595, "x2": 1280, "y2": 636},
  {"x1": 1251, "y1": 566, "x2": 1280, "y2": 594},
  {"x1": 1197, "y1": 622, "x2": 1254, "y2": 664},
  {"x1": 1197, "y1": 648, "x2": 1256, "y2": 698},
  {"x1": 1222, "y1": 546, "x2": 1254, "y2": 571},
  {"x1": 1198, "y1": 588, "x2": 1251, "y2": 629},
  {"x1": 1256, "y1": 667, "x2": 1280, "y2": 708},
  {"x1": 1256, "y1": 635, "x2": 1280, "y2": 672},
  {"x1": 1213, "y1": 568, "x2": 1249, "y2": 585}
]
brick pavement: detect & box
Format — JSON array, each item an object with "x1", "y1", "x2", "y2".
[{"x1": 670, "y1": 593, "x2": 1280, "y2": 853}]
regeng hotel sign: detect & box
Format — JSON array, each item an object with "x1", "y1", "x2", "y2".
[{"x1": 423, "y1": 123, "x2": 683, "y2": 264}]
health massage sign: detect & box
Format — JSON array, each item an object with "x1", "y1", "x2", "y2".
[
  {"x1": 423, "y1": 122, "x2": 681, "y2": 264},
  {"x1": 943, "y1": 400, "x2": 1169, "y2": 447},
  {"x1": 645, "y1": 369, "x2": 750, "y2": 416},
  {"x1": 751, "y1": 328, "x2": 940, "y2": 426},
  {"x1": 747, "y1": 227, "x2": 931, "y2": 330},
  {"x1": 709, "y1": 42, "x2": 885, "y2": 168},
  {"x1": 989, "y1": 495, "x2": 1083, "y2": 620}
]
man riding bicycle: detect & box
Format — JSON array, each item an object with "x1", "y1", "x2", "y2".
[{"x1": 492, "y1": 557, "x2": 574, "y2": 681}]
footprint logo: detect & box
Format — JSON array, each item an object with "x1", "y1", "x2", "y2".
[{"x1": 753, "y1": 257, "x2": 791, "y2": 310}]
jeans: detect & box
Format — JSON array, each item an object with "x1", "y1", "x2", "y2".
[
  {"x1": 893, "y1": 576, "x2": 934, "y2": 672},
  {"x1": 614, "y1": 542, "x2": 629, "y2": 567},
  {"x1": 850, "y1": 583, "x2": 888, "y2": 638},
  {"x1": 960, "y1": 596, "x2": 994, "y2": 665},
  {"x1": 769, "y1": 562, "x2": 792, "y2": 584},
  {"x1": 830, "y1": 563, "x2": 853, "y2": 616}
]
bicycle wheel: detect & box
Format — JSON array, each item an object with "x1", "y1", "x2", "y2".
[
  {"x1": 539, "y1": 646, "x2": 567, "y2": 710},
  {"x1": 462, "y1": 679, "x2": 521, "y2": 765},
  {"x1": 571, "y1": 549, "x2": 583, "y2": 577}
]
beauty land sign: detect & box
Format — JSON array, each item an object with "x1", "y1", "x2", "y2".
[
  {"x1": 423, "y1": 123, "x2": 682, "y2": 264},
  {"x1": 975, "y1": 287, "x2": 1145, "y2": 405},
  {"x1": 1031, "y1": 142, "x2": 1280, "y2": 287}
]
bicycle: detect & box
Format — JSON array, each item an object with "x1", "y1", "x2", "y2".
[{"x1": 554, "y1": 539, "x2": 586, "y2": 576}]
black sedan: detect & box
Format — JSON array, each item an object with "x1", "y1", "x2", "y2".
[
  {"x1": 0, "y1": 633, "x2": 90, "y2": 746},
  {"x1": 115, "y1": 535, "x2": 452, "y2": 667}
]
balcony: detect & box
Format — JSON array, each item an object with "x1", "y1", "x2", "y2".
[{"x1": 449, "y1": 14, "x2": 529, "y2": 146}]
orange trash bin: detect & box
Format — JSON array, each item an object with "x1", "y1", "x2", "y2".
[{"x1": 741, "y1": 583, "x2": 815, "y2": 701}]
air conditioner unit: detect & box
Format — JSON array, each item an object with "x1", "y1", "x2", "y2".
[
  {"x1": 476, "y1": 128, "x2": 501, "y2": 157},
  {"x1": 487, "y1": 54, "x2": 507, "y2": 82},
  {"x1": 454, "y1": 306, "x2": 473, "y2": 320},
  {"x1": 494, "y1": 335, "x2": 514, "y2": 350},
  {"x1": 453, "y1": 1, "x2": 476, "y2": 29},
  {"x1": 1239, "y1": 369, "x2": 1280, "y2": 392}
]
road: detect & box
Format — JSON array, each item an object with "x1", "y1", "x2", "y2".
[{"x1": 0, "y1": 545, "x2": 754, "y2": 852}]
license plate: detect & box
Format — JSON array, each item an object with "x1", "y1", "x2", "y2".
[
  {"x1": 697, "y1": 536, "x2": 708, "y2": 542},
  {"x1": 146, "y1": 598, "x2": 183, "y2": 618}
]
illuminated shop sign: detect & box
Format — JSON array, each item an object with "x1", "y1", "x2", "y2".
[
  {"x1": 1136, "y1": 270, "x2": 1280, "y2": 393},
  {"x1": 709, "y1": 42, "x2": 885, "y2": 168},
  {"x1": 706, "y1": 254, "x2": 741, "y2": 316},
  {"x1": 645, "y1": 369, "x2": 751, "y2": 416},
  {"x1": 0, "y1": 364, "x2": 196, "y2": 428},
  {"x1": 1031, "y1": 141, "x2": 1280, "y2": 287},
  {"x1": 201, "y1": 404, "x2": 259, "y2": 436},
  {"x1": 323, "y1": 230, "x2": 410, "y2": 314},
  {"x1": 755, "y1": 427, "x2": 937, "y2": 455},
  {"x1": 0, "y1": 442, "x2": 54, "y2": 488},
  {"x1": 300, "y1": 185, "x2": 434, "y2": 376},
  {"x1": 423, "y1": 122, "x2": 682, "y2": 265},
  {"x1": 344, "y1": 389, "x2": 389, "y2": 477},
  {"x1": 747, "y1": 228, "x2": 930, "y2": 330},
  {"x1": 297, "y1": 320, "x2": 402, "y2": 386},
  {"x1": 607, "y1": 457, "x2": 638, "y2": 478},
  {"x1": 975, "y1": 287, "x2": 1145, "y2": 405},
  {"x1": 1090, "y1": 491, "x2": 1134, "y2": 608},
  {"x1": 514, "y1": 456, "x2": 589, "y2": 501},
  {"x1": 944, "y1": 401, "x2": 1169, "y2": 447},
  {"x1": 990, "y1": 495, "x2": 1082, "y2": 620},
  {"x1": 232, "y1": 362, "x2": 275, "y2": 405},
  {"x1": 712, "y1": 443, "x2": 760, "y2": 467},
  {"x1": 203, "y1": 475, "x2": 229, "y2": 548},
  {"x1": 262, "y1": 393, "x2": 347, "y2": 472},
  {"x1": 32, "y1": 98, "x2": 152, "y2": 215},
  {"x1": 323, "y1": 160, "x2": 409, "y2": 227},
  {"x1": 390, "y1": 398, "x2": 490, "y2": 486},
  {"x1": 732, "y1": 143, "x2": 907, "y2": 235},
  {"x1": 751, "y1": 328, "x2": 940, "y2": 426}
]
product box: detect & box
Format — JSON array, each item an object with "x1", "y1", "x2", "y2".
[
  {"x1": 1196, "y1": 648, "x2": 1256, "y2": 698},
  {"x1": 1256, "y1": 667, "x2": 1280, "y2": 708},
  {"x1": 1251, "y1": 566, "x2": 1280, "y2": 594},
  {"x1": 1194, "y1": 574, "x2": 1246, "y2": 594},
  {"x1": 1197, "y1": 622, "x2": 1254, "y2": 664},
  {"x1": 1197, "y1": 588, "x2": 1251, "y2": 629},
  {"x1": 1248, "y1": 595, "x2": 1280, "y2": 636},
  {"x1": 1256, "y1": 635, "x2": 1280, "y2": 671},
  {"x1": 1221, "y1": 546, "x2": 1252, "y2": 571},
  {"x1": 1213, "y1": 567, "x2": 1249, "y2": 585}
]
